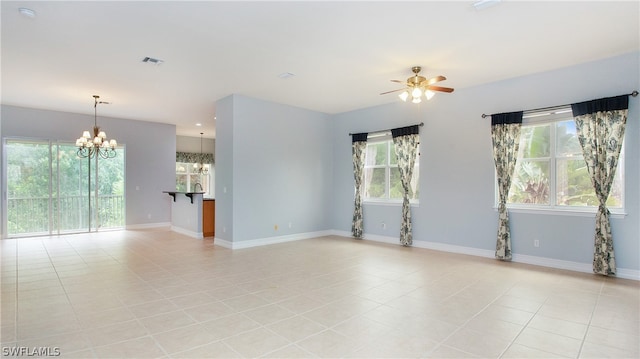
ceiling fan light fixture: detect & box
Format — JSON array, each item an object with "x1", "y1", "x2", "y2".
[
  {"x1": 381, "y1": 66, "x2": 454, "y2": 104},
  {"x1": 411, "y1": 87, "x2": 423, "y2": 98},
  {"x1": 399, "y1": 91, "x2": 409, "y2": 102},
  {"x1": 425, "y1": 90, "x2": 435, "y2": 100}
]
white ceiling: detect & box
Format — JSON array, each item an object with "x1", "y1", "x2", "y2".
[{"x1": 2, "y1": 1, "x2": 639, "y2": 138}]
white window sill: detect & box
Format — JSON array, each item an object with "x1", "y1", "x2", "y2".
[
  {"x1": 364, "y1": 200, "x2": 419, "y2": 208},
  {"x1": 495, "y1": 206, "x2": 627, "y2": 219}
]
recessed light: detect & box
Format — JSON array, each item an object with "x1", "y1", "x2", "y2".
[
  {"x1": 195, "y1": 123, "x2": 202, "y2": 127},
  {"x1": 19, "y1": 7, "x2": 36, "y2": 18}
]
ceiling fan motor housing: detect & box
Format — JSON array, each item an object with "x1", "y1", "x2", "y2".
[
  {"x1": 409, "y1": 75, "x2": 426, "y2": 86},
  {"x1": 409, "y1": 66, "x2": 426, "y2": 86}
]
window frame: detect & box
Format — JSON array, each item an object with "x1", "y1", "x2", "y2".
[
  {"x1": 496, "y1": 107, "x2": 626, "y2": 217},
  {"x1": 362, "y1": 134, "x2": 420, "y2": 205}
]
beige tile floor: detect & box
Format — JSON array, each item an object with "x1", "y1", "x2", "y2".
[{"x1": 1, "y1": 229, "x2": 639, "y2": 358}]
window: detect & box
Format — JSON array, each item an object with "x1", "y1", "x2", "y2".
[
  {"x1": 363, "y1": 137, "x2": 419, "y2": 203},
  {"x1": 176, "y1": 162, "x2": 214, "y2": 197},
  {"x1": 4, "y1": 139, "x2": 125, "y2": 237},
  {"x1": 504, "y1": 108, "x2": 624, "y2": 212}
]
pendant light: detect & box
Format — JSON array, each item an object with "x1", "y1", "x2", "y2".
[{"x1": 194, "y1": 132, "x2": 208, "y2": 174}]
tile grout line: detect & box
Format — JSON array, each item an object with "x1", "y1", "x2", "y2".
[
  {"x1": 575, "y1": 277, "x2": 606, "y2": 358},
  {"x1": 64, "y1": 234, "x2": 168, "y2": 358},
  {"x1": 422, "y1": 272, "x2": 517, "y2": 358},
  {"x1": 38, "y1": 236, "x2": 96, "y2": 357},
  {"x1": 497, "y1": 286, "x2": 552, "y2": 358}
]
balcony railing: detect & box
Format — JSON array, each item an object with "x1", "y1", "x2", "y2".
[{"x1": 7, "y1": 195, "x2": 124, "y2": 236}]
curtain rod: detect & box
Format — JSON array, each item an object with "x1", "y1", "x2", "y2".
[
  {"x1": 348, "y1": 122, "x2": 424, "y2": 136},
  {"x1": 481, "y1": 90, "x2": 639, "y2": 118}
]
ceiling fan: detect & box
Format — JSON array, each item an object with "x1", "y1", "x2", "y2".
[{"x1": 381, "y1": 66, "x2": 454, "y2": 103}]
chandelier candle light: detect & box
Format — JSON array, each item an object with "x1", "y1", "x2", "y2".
[{"x1": 76, "y1": 95, "x2": 117, "y2": 158}]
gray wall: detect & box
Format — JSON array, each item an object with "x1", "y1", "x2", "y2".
[
  {"x1": 214, "y1": 95, "x2": 234, "y2": 241},
  {"x1": 215, "y1": 94, "x2": 332, "y2": 243},
  {"x1": 0, "y1": 105, "x2": 176, "y2": 232},
  {"x1": 330, "y1": 52, "x2": 639, "y2": 271},
  {"x1": 176, "y1": 135, "x2": 215, "y2": 155}
]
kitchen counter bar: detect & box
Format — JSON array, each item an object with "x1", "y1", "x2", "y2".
[
  {"x1": 163, "y1": 191, "x2": 205, "y2": 204},
  {"x1": 163, "y1": 191, "x2": 204, "y2": 238}
]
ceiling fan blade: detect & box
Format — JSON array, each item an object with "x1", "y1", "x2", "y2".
[
  {"x1": 390, "y1": 80, "x2": 405, "y2": 84},
  {"x1": 425, "y1": 75, "x2": 446, "y2": 85},
  {"x1": 427, "y1": 85, "x2": 454, "y2": 93},
  {"x1": 380, "y1": 88, "x2": 406, "y2": 95}
]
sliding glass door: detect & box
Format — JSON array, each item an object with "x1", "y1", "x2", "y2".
[
  {"x1": 53, "y1": 143, "x2": 91, "y2": 233},
  {"x1": 4, "y1": 139, "x2": 124, "y2": 237},
  {"x1": 6, "y1": 140, "x2": 53, "y2": 236}
]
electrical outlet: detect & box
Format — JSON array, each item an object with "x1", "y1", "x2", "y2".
[
  {"x1": 288, "y1": 222, "x2": 292, "y2": 229},
  {"x1": 382, "y1": 222, "x2": 386, "y2": 229},
  {"x1": 274, "y1": 224, "x2": 278, "y2": 231},
  {"x1": 534, "y1": 239, "x2": 540, "y2": 247}
]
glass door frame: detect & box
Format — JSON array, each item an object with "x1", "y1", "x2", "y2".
[{"x1": 2, "y1": 137, "x2": 125, "y2": 238}]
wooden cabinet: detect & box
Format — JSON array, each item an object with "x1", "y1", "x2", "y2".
[{"x1": 203, "y1": 199, "x2": 215, "y2": 237}]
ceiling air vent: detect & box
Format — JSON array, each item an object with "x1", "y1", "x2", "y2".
[{"x1": 142, "y1": 57, "x2": 164, "y2": 65}]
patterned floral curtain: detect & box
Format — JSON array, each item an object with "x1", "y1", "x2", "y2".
[
  {"x1": 490, "y1": 111, "x2": 523, "y2": 260},
  {"x1": 571, "y1": 95, "x2": 629, "y2": 276},
  {"x1": 351, "y1": 133, "x2": 368, "y2": 238},
  {"x1": 176, "y1": 152, "x2": 214, "y2": 165},
  {"x1": 391, "y1": 125, "x2": 420, "y2": 246}
]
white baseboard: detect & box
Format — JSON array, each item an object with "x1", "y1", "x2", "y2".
[
  {"x1": 213, "y1": 230, "x2": 335, "y2": 249},
  {"x1": 170, "y1": 226, "x2": 203, "y2": 239},
  {"x1": 617, "y1": 268, "x2": 640, "y2": 281},
  {"x1": 511, "y1": 253, "x2": 591, "y2": 274},
  {"x1": 512, "y1": 253, "x2": 639, "y2": 281},
  {"x1": 126, "y1": 222, "x2": 204, "y2": 239},
  {"x1": 329, "y1": 230, "x2": 639, "y2": 281},
  {"x1": 213, "y1": 237, "x2": 232, "y2": 249},
  {"x1": 126, "y1": 222, "x2": 171, "y2": 230}
]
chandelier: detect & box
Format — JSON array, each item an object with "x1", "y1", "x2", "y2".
[
  {"x1": 194, "y1": 132, "x2": 209, "y2": 175},
  {"x1": 76, "y1": 95, "x2": 117, "y2": 159}
]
